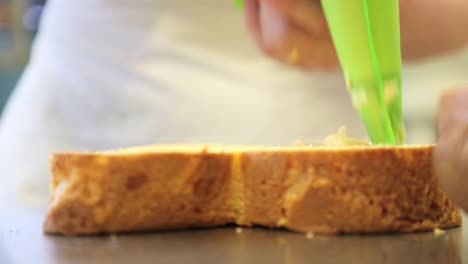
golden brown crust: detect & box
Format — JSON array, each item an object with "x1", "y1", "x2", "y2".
[{"x1": 43, "y1": 145, "x2": 462, "y2": 235}]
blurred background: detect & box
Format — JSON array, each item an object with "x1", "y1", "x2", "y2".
[
  {"x1": 0, "y1": 0, "x2": 45, "y2": 114},
  {"x1": 0, "y1": 0, "x2": 466, "y2": 145}
]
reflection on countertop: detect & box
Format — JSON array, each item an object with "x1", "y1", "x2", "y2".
[{"x1": 0, "y1": 207, "x2": 465, "y2": 264}]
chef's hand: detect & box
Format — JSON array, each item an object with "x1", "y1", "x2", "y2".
[
  {"x1": 434, "y1": 86, "x2": 468, "y2": 211},
  {"x1": 244, "y1": 0, "x2": 338, "y2": 70},
  {"x1": 245, "y1": 0, "x2": 468, "y2": 70}
]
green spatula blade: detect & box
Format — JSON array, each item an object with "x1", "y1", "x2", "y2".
[
  {"x1": 322, "y1": 0, "x2": 402, "y2": 144},
  {"x1": 366, "y1": 0, "x2": 404, "y2": 144},
  {"x1": 235, "y1": 0, "x2": 244, "y2": 9}
]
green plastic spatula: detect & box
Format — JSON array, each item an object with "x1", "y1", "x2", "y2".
[
  {"x1": 321, "y1": 0, "x2": 404, "y2": 144},
  {"x1": 234, "y1": 0, "x2": 404, "y2": 144},
  {"x1": 234, "y1": 0, "x2": 244, "y2": 9}
]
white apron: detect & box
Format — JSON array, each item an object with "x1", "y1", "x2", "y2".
[{"x1": 0, "y1": 0, "x2": 467, "y2": 207}]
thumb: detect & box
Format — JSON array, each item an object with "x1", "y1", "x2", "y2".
[
  {"x1": 434, "y1": 86, "x2": 468, "y2": 211},
  {"x1": 437, "y1": 87, "x2": 468, "y2": 138}
]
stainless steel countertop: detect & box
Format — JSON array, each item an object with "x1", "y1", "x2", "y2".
[{"x1": 0, "y1": 207, "x2": 466, "y2": 264}]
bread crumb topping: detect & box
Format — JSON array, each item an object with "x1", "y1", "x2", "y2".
[{"x1": 323, "y1": 127, "x2": 370, "y2": 147}]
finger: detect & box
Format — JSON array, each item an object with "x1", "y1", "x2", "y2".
[
  {"x1": 434, "y1": 124, "x2": 468, "y2": 211},
  {"x1": 283, "y1": 29, "x2": 338, "y2": 70},
  {"x1": 245, "y1": 0, "x2": 262, "y2": 43},
  {"x1": 437, "y1": 87, "x2": 468, "y2": 138},
  {"x1": 258, "y1": 4, "x2": 337, "y2": 69},
  {"x1": 265, "y1": 0, "x2": 327, "y2": 35},
  {"x1": 268, "y1": 27, "x2": 338, "y2": 70},
  {"x1": 434, "y1": 86, "x2": 468, "y2": 211}
]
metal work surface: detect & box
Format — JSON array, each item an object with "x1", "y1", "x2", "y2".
[{"x1": 0, "y1": 208, "x2": 466, "y2": 264}]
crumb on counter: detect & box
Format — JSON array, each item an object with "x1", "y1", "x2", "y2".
[
  {"x1": 277, "y1": 217, "x2": 288, "y2": 227},
  {"x1": 433, "y1": 228, "x2": 446, "y2": 236},
  {"x1": 306, "y1": 232, "x2": 314, "y2": 239},
  {"x1": 236, "y1": 227, "x2": 243, "y2": 234}
]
